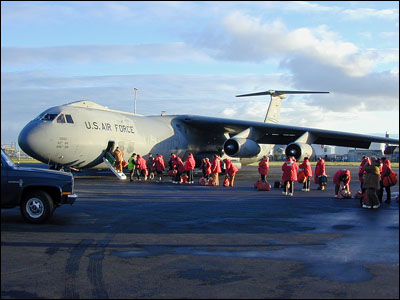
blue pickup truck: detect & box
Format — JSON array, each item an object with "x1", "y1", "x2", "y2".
[{"x1": 1, "y1": 149, "x2": 77, "y2": 223}]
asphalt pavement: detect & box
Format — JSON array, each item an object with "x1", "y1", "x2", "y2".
[{"x1": 1, "y1": 164, "x2": 399, "y2": 299}]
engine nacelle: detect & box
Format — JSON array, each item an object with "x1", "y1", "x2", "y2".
[
  {"x1": 223, "y1": 138, "x2": 261, "y2": 157},
  {"x1": 285, "y1": 142, "x2": 314, "y2": 161}
]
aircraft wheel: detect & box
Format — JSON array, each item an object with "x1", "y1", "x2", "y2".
[{"x1": 20, "y1": 190, "x2": 55, "y2": 223}]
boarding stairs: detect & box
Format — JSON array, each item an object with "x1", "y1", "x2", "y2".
[{"x1": 103, "y1": 151, "x2": 127, "y2": 180}]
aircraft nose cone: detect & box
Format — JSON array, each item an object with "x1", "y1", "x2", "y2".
[{"x1": 18, "y1": 121, "x2": 48, "y2": 162}]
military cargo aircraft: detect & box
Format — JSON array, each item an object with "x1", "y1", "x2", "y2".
[{"x1": 18, "y1": 90, "x2": 399, "y2": 177}]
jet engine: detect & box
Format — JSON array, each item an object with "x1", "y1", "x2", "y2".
[
  {"x1": 285, "y1": 142, "x2": 314, "y2": 161},
  {"x1": 223, "y1": 138, "x2": 261, "y2": 157}
]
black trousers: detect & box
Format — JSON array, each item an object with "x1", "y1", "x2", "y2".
[{"x1": 283, "y1": 181, "x2": 294, "y2": 194}]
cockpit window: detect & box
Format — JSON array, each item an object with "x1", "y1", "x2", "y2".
[
  {"x1": 56, "y1": 114, "x2": 66, "y2": 123},
  {"x1": 65, "y1": 114, "x2": 74, "y2": 124},
  {"x1": 40, "y1": 113, "x2": 58, "y2": 121}
]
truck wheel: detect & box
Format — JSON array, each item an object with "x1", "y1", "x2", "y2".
[{"x1": 20, "y1": 190, "x2": 55, "y2": 224}]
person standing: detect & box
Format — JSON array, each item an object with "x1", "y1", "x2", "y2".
[
  {"x1": 258, "y1": 156, "x2": 270, "y2": 183},
  {"x1": 184, "y1": 153, "x2": 196, "y2": 184},
  {"x1": 281, "y1": 156, "x2": 298, "y2": 196},
  {"x1": 154, "y1": 154, "x2": 165, "y2": 182},
  {"x1": 314, "y1": 157, "x2": 327, "y2": 190},
  {"x1": 333, "y1": 169, "x2": 351, "y2": 198},
  {"x1": 299, "y1": 157, "x2": 313, "y2": 192},
  {"x1": 358, "y1": 156, "x2": 371, "y2": 194},
  {"x1": 200, "y1": 158, "x2": 212, "y2": 179},
  {"x1": 147, "y1": 153, "x2": 155, "y2": 180},
  {"x1": 211, "y1": 154, "x2": 222, "y2": 186},
  {"x1": 362, "y1": 157, "x2": 381, "y2": 209},
  {"x1": 379, "y1": 157, "x2": 393, "y2": 204},
  {"x1": 223, "y1": 158, "x2": 239, "y2": 187},
  {"x1": 136, "y1": 155, "x2": 148, "y2": 181},
  {"x1": 113, "y1": 147, "x2": 125, "y2": 173},
  {"x1": 128, "y1": 153, "x2": 137, "y2": 182},
  {"x1": 173, "y1": 156, "x2": 186, "y2": 184}
]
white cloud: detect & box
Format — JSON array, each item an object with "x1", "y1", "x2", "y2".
[
  {"x1": 193, "y1": 11, "x2": 398, "y2": 77},
  {"x1": 341, "y1": 7, "x2": 399, "y2": 21}
]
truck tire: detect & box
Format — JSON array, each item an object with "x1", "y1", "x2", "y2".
[{"x1": 20, "y1": 190, "x2": 55, "y2": 224}]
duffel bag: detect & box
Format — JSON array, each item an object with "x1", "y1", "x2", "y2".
[
  {"x1": 383, "y1": 172, "x2": 398, "y2": 187},
  {"x1": 297, "y1": 170, "x2": 306, "y2": 183}
]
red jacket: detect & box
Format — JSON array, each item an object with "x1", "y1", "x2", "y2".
[
  {"x1": 281, "y1": 158, "x2": 298, "y2": 181},
  {"x1": 212, "y1": 156, "x2": 222, "y2": 173},
  {"x1": 137, "y1": 156, "x2": 147, "y2": 170},
  {"x1": 258, "y1": 158, "x2": 269, "y2": 175},
  {"x1": 224, "y1": 159, "x2": 238, "y2": 177},
  {"x1": 314, "y1": 158, "x2": 327, "y2": 184},
  {"x1": 175, "y1": 157, "x2": 186, "y2": 173},
  {"x1": 381, "y1": 159, "x2": 392, "y2": 178},
  {"x1": 201, "y1": 159, "x2": 212, "y2": 175},
  {"x1": 299, "y1": 159, "x2": 313, "y2": 177},
  {"x1": 358, "y1": 157, "x2": 371, "y2": 182},
  {"x1": 333, "y1": 169, "x2": 351, "y2": 186},
  {"x1": 154, "y1": 155, "x2": 165, "y2": 172},
  {"x1": 184, "y1": 153, "x2": 196, "y2": 171}
]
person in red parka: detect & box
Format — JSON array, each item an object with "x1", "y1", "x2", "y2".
[
  {"x1": 136, "y1": 155, "x2": 148, "y2": 181},
  {"x1": 200, "y1": 158, "x2": 212, "y2": 179},
  {"x1": 358, "y1": 156, "x2": 371, "y2": 194},
  {"x1": 379, "y1": 157, "x2": 393, "y2": 203},
  {"x1": 314, "y1": 157, "x2": 327, "y2": 190},
  {"x1": 154, "y1": 154, "x2": 165, "y2": 182},
  {"x1": 184, "y1": 153, "x2": 196, "y2": 184},
  {"x1": 258, "y1": 155, "x2": 270, "y2": 183},
  {"x1": 223, "y1": 158, "x2": 239, "y2": 187},
  {"x1": 333, "y1": 169, "x2": 351, "y2": 197},
  {"x1": 299, "y1": 157, "x2": 313, "y2": 192},
  {"x1": 281, "y1": 156, "x2": 298, "y2": 196},
  {"x1": 211, "y1": 154, "x2": 222, "y2": 186},
  {"x1": 173, "y1": 156, "x2": 186, "y2": 184}
]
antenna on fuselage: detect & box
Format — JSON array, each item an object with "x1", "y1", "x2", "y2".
[{"x1": 236, "y1": 90, "x2": 330, "y2": 123}]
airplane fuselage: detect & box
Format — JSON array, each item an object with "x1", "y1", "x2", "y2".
[{"x1": 18, "y1": 101, "x2": 269, "y2": 169}]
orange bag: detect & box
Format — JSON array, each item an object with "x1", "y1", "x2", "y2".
[
  {"x1": 223, "y1": 177, "x2": 230, "y2": 187},
  {"x1": 383, "y1": 172, "x2": 397, "y2": 187},
  {"x1": 199, "y1": 177, "x2": 207, "y2": 185},
  {"x1": 257, "y1": 182, "x2": 271, "y2": 191},
  {"x1": 297, "y1": 170, "x2": 306, "y2": 183}
]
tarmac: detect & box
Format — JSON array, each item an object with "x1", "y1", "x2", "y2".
[{"x1": 1, "y1": 164, "x2": 399, "y2": 299}]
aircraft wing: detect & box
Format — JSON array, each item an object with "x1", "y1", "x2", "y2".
[{"x1": 177, "y1": 115, "x2": 399, "y2": 148}]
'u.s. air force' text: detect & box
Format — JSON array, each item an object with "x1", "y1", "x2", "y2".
[{"x1": 84, "y1": 121, "x2": 134, "y2": 134}]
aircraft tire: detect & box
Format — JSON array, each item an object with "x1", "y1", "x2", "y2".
[{"x1": 20, "y1": 190, "x2": 55, "y2": 224}]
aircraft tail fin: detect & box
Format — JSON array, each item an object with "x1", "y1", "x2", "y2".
[{"x1": 236, "y1": 90, "x2": 329, "y2": 124}]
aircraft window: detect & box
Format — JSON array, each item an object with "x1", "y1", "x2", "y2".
[
  {"x1": 57, "y1": 114, "x2": 66, "y2": 123},
  {"x1": 40, "y1": 114, "x2": 58, "y2": 121},
  {"x1": 65, "y1": 114, "x2": 74, "y2": 124}
]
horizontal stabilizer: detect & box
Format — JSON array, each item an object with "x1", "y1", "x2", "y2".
[{"x1": 236, "y1": 90, "x2": 330, "y2": 97}]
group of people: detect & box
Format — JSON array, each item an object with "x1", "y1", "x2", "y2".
[
  {"x1": 114, "y1": 148, "x2": 396, "y2": 207},
  {"x1": 199, "y1": 154, "x2": 238, "y2": 186},
  {"x1": 256, "y1": 154, "x2": 395, "y2": 209},
  {"x1": 125, "y1": 152, "x2": 166, "y2": 182},
  {"x1": 257, "y1": 155, "x2": 327, "y2": 196},
  {"x1": 358, "y1": 155, "x2": 395, "y2": 209},
  {"x1": 114, "y1": 150, "x2": 239, "y2": 186}
]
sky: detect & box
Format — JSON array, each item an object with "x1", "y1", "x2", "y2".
[{"x1": 1, "y1": 1, "x2": 399, "y2": 145}]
